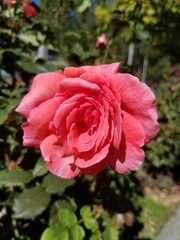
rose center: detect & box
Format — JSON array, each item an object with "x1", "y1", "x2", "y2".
[{"x1": 83, "y1": 108, "x2": 99, "y2": 135}]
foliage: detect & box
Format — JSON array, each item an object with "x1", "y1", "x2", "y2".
[
  {"x1": 95, "y1": 0, "x2": 180, "y2": 60},
  {"x1": 40, "y1": 206, "x2": 119, "y2": 240},
  {"x1": 0, "y1": 158, "x2": 144, "y2": 239},
  {"x1": 0, "y1": 0, "x2": 179, "y2": 239},
  {"x1": 145, "y1": 68, "x2": 180, "y2": 176},
  {"x1": 140, "y1": 196, "x2": 169, "y2": 239}
]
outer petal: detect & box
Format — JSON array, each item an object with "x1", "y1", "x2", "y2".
[
  {"x1": 110, "y1": 110, "x2": 146, "y2": 173},
  {"x1": 63, "y1": 62, "x2": 120, "y2": 79},
  {"x1": 80, "y1": 156, "x2": 110, "y2": 175},
  {"x1": 111, "y1": 140, "x2": 145, "y2": 174},
  {"x1": 22, "y1": 97, "x2": 62, "y2": 147},
  {"x1": 15, "y1": 72, "x2": 64, "y2": 117},
  {"x1": 109, "y1": 73, "x2": 160, "y2": 142},
  {"x1": 63, "y1": 67, "x2": 86, "y2": 78},
  {"x1": 40, "y1": 135, "x2": 80, "y2": 178},
  {"x1": 60, "y1": 77, "x2": 100, "y2": 93},
  {"x1": 80, "y1": 72, "x2": 109, "y2": 87},
  {"x1": 75, "y1": 144, "x2": 110, "y2": 168},
  {"x1": 121, "y1": 110, "x2": 145, "y2": 146},
  {"x1": 81, "y1": 62, "x2": 120, "y2": 78}
]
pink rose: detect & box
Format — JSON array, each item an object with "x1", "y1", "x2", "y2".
[
  {"x1": 95, "y1": 34, "x2": 108, "y2": 47},
  {"x1": 16, "y1": 63, "x2": 159, "y2": 178},
  {"x1": 22, "y1": 1, "x2": 38, "y2": 17},
  {"x1": 3, "y1": 0, "x2": 38, "y2": 17}
]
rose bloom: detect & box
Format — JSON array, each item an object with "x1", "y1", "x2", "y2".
[
  {"x1": 16, "y1": 63, "x2": 159, "y2": 178},
  {"x1": 22, "y1": 0, "x2": 38, "y2": 17},
  {"x1": 3, "y1": 0, "x2": 38, "y2": 17},
  {"x1": 95, "y1": 34, "x2": 108, "y2": 47}
]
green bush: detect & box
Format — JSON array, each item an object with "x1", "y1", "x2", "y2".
[
  {"x1": 145, "y1": 69, "x2": 180, "y2": 176},
  {"x1": 0, "y1": 1, "x2": 179, "y2": 239}
]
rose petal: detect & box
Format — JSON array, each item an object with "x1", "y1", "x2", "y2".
[
  {"x1": 102, "y1": 86, "x2": 122, "y2": 149},
  {"x1": 63, "y1": 67, "x2": 86, "y2": 78},
  {"x1": 15, "y1": 72, "x2": 64, "y2": 117},
  {"x1": 109, "y1": 73, "x2": 160, "y2": 142},
  {"x1": 82, "y1": 62, "x2": 120, "y2": 77},
  {"x1": 60, "y1": 77, "x2": 100, "y2": 93},
  {"x1": 67, "y1": 99, "x2": 100, "y2": 152},
  {"x1": 121, "y1": 110, "x2": 145, "y2": 146},
  {"x1": 40, "y1": 135, "x2": 80, "y2": 178},
  {"x1": 22, "y1": 97, "x2": 62, "y2": 147},
  {"x1": 75, "y1": 144, "x2": 110, "y2": 168},
  {"x1": 40, "y1": 134, "x2": 58, "y2": 162},
  {"x1": 110, "y1": 109, "x2": 146, "y2": 173},
  {"x1": 80, "y1": 72, "x2": 109, "y2": 87},
  {"x1": 110, "y1": 133, "x2": 145, "y2": 174},
  {"x1": 53, "y1": 93, "x2": 85, "y2": 132},
  {"x1": 80, "y1": 156, "x2": 110, "y2": 175}
]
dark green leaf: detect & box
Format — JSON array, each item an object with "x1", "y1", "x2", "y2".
[
  {"x1": 0, "y1": 97, "x2": 20, "y2": 125},
  {"x1": 32, "y1": 158, "x2": 48, "y2": 177},
  {"x1": 4, "y1": 48, "x2": 22, "y2": 55},
  {"x1": 16, "y1": 60, "x2": 39, "y2": 73},
  {"x1": 0, "y1": 109, "x2": 10, "y2": 125},
  {"x1": 0, "y1": 167, "x2": 33, "y2": 187},
  {"x1": 11, "y1": 87, "x2": 26, "y2": 97},
  {"x1": 1, "y1": 88, "x2": 11, "y2": 96},
  {"x1": 13, "y1": 186, "x2": 51, "y2": 219},
  {"x1": 42, "y1": 173, "x2": 75, "y2": 194}
]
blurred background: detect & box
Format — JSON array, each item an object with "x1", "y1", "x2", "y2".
[{"x1": 0, "y1": 0, "x2": 179, "y2": 239}]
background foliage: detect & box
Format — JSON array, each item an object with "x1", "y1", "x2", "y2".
[{"x1": 0, "y1": 0, "x2": 179, "y2": 239}]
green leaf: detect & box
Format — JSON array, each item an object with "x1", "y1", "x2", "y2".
[
  {"x1": 11, "y1": 87, "x2": 26, "y2": 98},
  {"x1": 1, "y1": 88, "x2": 11, "y2": 96},
  {"x1": 49, "y1": 200, "x2": 75, "y2": 226},
  {"x1": 0, "y1": 97, "x2": 21, "y2": 124},
  {"x1": 70, "y1": 225, "x2": 85, "y2": 240},
  {"x1": 89, "y1": 233, "x2": 101, "y2": 240},
  {"x1": 58, "y1": 208, "x2": 77, "y2": 227},
  {"x1": 6, "y1": 98, "x2": 21, "y2": 112},
  {"x1": 42, "y1": 173, "x2": 75, "y2": 194},
  {"x1": 136, "y1": 29, "x2": 151, "y2": 41},
  {"x1": 16, "y1": 60, "x2": 39, "y2": 73},
  {"x1": 32, "y1": 158, "x2": 48, "y2": 177},
  {"x1": 84, "y1": 217, "x2": 99, "y2": 231},
  {"x1": 4, "y1": 48, "x2": 22, "y2": 55},
  {"x1": 13, "y1": 186, "x2": 51, "y2": 219},
  {"x1": 0, "y1": 109, "x2": 10, "y2": 125},
  {"x1": 65, "y1": 31, "x2": 81, "y2": 40},
  {"x1": 102, "y1": 226, "x2": 119, "y2": 240},
  {"x1": 105, "y1": 0, "x2": 117, "y2": 7},
  {"x1": 0, "y1": 167, "x2": 33, "y2": 187},
  {"x1": 71, "y1": 43, "x2": 84, "y2": 58},
  {"x1": 80, "y1": 205, "x2": 91, "y2": 218},
  {"x1": 40, "y1": 224, "x2": 69, "y2": 240},
  {"x1": 77, "y1": 0, "x2": 91, "y2": 13}
]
